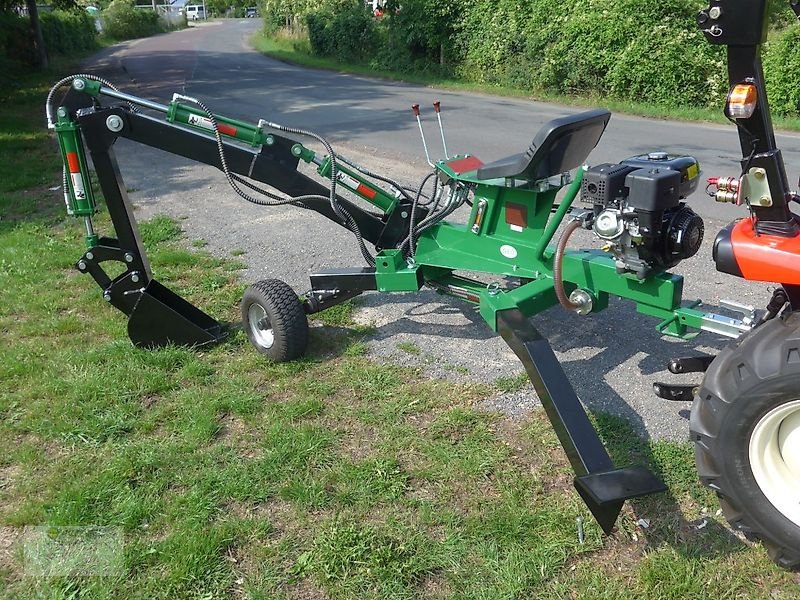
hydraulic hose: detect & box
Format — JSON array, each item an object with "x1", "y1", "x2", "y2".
[
  {"x1": 554, "y1": 220, "x2": 583, "y2": 312},
  {"x1": 254, "y1": 118, "x2": 375, "y2": 266},
  {"x1": 46, "y1": 73, "x2": 137, "y2": 128},
  {"x1": 177, "y1": 96, "x2": 375, "y2": 266},
  {"x1": 403, "y1": 171, "x2": 437, "y2": 257}
]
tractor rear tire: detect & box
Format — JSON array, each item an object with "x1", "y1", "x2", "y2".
[
  {"x1": 241, "y1": 279, "x2": 308, "y2": 362},
  {"x1": 691, "y1": 311, "x2": 800, "y2": 569}
]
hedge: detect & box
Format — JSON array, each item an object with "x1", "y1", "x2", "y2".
[
  {"x1": 306, "y1": 1, "x2": 378, "y2": 62},
  {"x1": 40, "y1": 10, "x2": 98, "y2": 56},
  {"x1": 102, "y1": 0, "x2": 165, "y2": 41},
  {"x1": 763, "y1": 24, "x2": 800, "y2": 117},
  {"x1": 293, "y1": 0, "x2": 800, "y2": 116}
]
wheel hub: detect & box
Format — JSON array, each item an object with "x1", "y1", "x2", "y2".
[
  {"x1": 247, "y1": 303, "x2": 274, "y2": 349},
  {"x1": 749, "y1": 399, "x2": 800, "y2": 527}
]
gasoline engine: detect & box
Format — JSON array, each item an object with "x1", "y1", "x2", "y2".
[{"x1": 581, "y1": 153, "x2": 704, "y2": 278}]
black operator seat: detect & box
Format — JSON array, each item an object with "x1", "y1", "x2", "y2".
[{"x1": 476, "y1": 109, "x2": 612, "y2": 182}]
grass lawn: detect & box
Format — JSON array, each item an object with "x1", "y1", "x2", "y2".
[{"x1": 2, "y1": 65, "x2": 800, "y2": 599}]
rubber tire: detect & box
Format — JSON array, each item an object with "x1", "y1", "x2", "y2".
[
  {"x1": 241, "y1": 279, "x2": 309, "y2": 362},
  {"x1": 691, "y1": 311, "x2": 800, "y2": 569}
]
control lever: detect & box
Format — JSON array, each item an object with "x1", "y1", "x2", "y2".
[
  {"x1": 411, "y1": 104, "x2": 434, "y2": 167},
  {"x1": 433, "y1": 100, "x2": 449, "y2": 159}
]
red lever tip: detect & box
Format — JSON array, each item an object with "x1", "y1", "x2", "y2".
[
  {"x1": 412, "y1": 104, "x2": 420, "y2": 116},
  {"x1": 433, "y1": 100, "x2": 441, "y2": 113}
]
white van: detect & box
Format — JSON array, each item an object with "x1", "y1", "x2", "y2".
[{"x1": 184, "y1": 4, "x2": 205, "y2": 20}]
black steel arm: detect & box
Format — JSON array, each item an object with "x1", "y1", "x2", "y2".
[
  {"x1": 497, "y1": 309, "x2": 667, "y2": 533},
  {"x1": 698, "y1": 0, "x2": 799, "y2": 234},
  {"x1": 77, "y1": 106, "x2": 390, "y2": 243}
]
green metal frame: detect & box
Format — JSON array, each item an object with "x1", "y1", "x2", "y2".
[
  {"x1": 356, "y1": 154, "x2": 699, "y2": 337},
  {"x1": 66, "y1": 75, "x2": 705, "y2": 341}
]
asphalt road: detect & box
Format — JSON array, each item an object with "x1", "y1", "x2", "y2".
[{"x1": 72, "y1": 20, "x2": 799, "y2": 441}]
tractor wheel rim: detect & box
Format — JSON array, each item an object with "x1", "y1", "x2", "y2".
[
  {"x1": 749, "y1": 399, "x2": 800, "y2": 528},
  {"x1": 248, "y1": 303, "x2": 274, "y2": 349}
]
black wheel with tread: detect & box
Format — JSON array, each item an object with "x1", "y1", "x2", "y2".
[
  {"x1": 241, "y1": 279, "x2": 308, "y2": 362},
  {"x1": 691, "y1": 311, "x2": 800, "y2": 569}
]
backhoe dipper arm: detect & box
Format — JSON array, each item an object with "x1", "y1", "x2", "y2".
[
  {"x1": 59, "y1": 90, "x2": 410, "y2": 348},
  {"x1": 77, "y1": 105, "x2": 389, "y2": 242}
]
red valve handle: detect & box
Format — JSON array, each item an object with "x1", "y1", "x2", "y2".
[
  {"x1": 412, "y1": 104, "x2": 420, "y2": 117},
  {"x1": 433, "y1": 100, "x2": 441, "y2": 113}
]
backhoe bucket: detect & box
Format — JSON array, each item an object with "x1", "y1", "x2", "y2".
[{"x1": 127, "y1": 279, "x2": 227, "y2": 348}]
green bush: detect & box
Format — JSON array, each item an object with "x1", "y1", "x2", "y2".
[
  {"x1": 456, "y1": 0, "x2": 568, "y2": 86},
  {"x1": 371, "y1": 0, "x2": 461, "y2": 73},
  {"x1": 461, "y1": 0, "x2": 725, "y2": 107},
  {"x1": 40, "y1": 10, "x2": 98, "y2": 56},
  {"x1": 291, "y1": 0, "x2": 793, "y2": 114},
  {"x1": 0, "y1": 9, "x2": 97, "y2": 87},
  {"x1": 102, "y1": 0, "x2": 164, "y2": 41},
  {"x1": 0, "y1": 11, "x2": 34, "y2": 65},
  {"x1": 606, "y1": 26, "x2": 725, "y2": 107},
  {"x1": 306, "y1": 0, "x2": 378, "y2": 62},
  {"x1": 763, "y1": 24, "x2": 800, "y2": 116}
]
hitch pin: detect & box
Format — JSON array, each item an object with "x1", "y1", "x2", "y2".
[
  {"x1": 411, "y1": 104, "x2": 434, "y2": 167},
  {"x1": 433, "y1": 100, "x2": 449, "y2": 159}
]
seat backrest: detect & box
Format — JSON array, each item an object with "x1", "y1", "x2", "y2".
[{"x1": 476, "y1": 109, "x2": 611, "y2": 182}]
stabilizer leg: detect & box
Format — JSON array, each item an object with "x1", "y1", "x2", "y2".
[{"x1": 496, "y1": 308, "x2": 666, "y2": 533}]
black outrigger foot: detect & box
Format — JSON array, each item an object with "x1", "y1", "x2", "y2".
[{"x1": 496, "y1": 308, "x2": 667, "y2": 534}]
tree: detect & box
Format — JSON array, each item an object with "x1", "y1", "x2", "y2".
[{"x1": 26, "y1": 0, "x2": 47, "y2": 67}]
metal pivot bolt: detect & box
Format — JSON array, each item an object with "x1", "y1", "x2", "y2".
[
  {"x1": 106, "y1": 115, "x2": 124, "y2": 132},
  {"x1": 569, "y1": 289, "x2": 594, "y2": 315},
  {"x1": 709, "y1": 6, "x2": 722, "y2": 19},
  {"x1": 103, "y1": 291, "x2": 112, "y2": 302},
  {"x1": 131, "y1": 272, "x2": 140, "y2": 283},
  {"x1": 72, "y1": 79, "x2": 86, "y2": 91},
  {"x1": 85, "y1": 251, "x2": 94, "y2": 260},
  {"x1": 124, "y1": 253, "x2": 134, "y2": 263},
  {"x1": 77, "y1": 261, "x2": 87, "y2": 271}
]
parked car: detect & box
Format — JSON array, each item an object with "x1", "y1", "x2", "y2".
[
  {"x1": 245, "y1": 7, "x2": 258, "y2": 17},
  {"x1": 184, "y1": 4, "x2": 205, "y2": 20}
]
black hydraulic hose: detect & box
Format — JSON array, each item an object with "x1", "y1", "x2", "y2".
[
  {"x1": 46, "y1": 73, "x2": 137, "y2": 128},
  {"x1": 554, "y1": 220, "x2": 583, "y2": 312},
  {"x1": 413, "y1": 181, "x2": 464, "y2": 240},
  {"x1": 405, "y1": 171, "x2": 437, "y2": 256},
  {"x1": 400, "y1": 172, "x2": 452, "y2": 256},
  {"x1": 256, "y1": 118, "x2": 375, "y2": 266},
  {"x1": 334, "y1": 153, "x2": 415, "y2": 203},
  {"x1": 182, "y1": 96, "x2": 375, "y2": 266}
]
